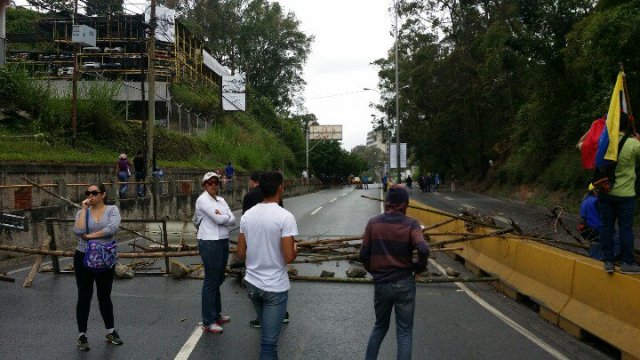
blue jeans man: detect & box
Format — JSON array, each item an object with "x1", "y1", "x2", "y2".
[
  {"x1": 117, "y1": 171, "x2": 129, "y2": 198},
  {"x1": 365, "y1": 277, "x2": 416, "y2": 360},
  {"x1": 246, "y1": 281, "x2": 288, "y2": 360},
  {"x1": 598, "y1": 195, "x2": 637, "y2": 270},
  {"x1": 198, "y1": 239, "x2": 229, "y2": 327}
]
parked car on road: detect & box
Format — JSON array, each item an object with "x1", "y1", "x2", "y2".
[{"x1": 57, "y1": 67, "x2": 74, "y2": 76}]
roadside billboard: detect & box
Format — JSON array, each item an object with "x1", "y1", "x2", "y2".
[
  {"x1": 222, "y1": 74, "x2": 246, "y2": 111},
  {"x1": 72, "y1": 25, "x2": 96, "y2": 47},
  {"x1": 389, "y1": 143, "x2": 407, "y2": 168},
  {"x1": 309, "y1": 125, "x2": 343, "y2": 140}
]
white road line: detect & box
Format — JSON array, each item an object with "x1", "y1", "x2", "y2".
[
  {"x1": 461, "y1": 203, "x2": 475, "y2": 209},
  {"x1": 445, "y1": 196, "x2": 454, "y2": 201},
  {"x1": 428, "y1": 259, "x2": 569, "y2": 360},
  {"x1": 330, "y1": 198, "x2": 338, "y2": 203},
  {"x1": 174, "y1": 326, "x2": 204, "y2": 360},
  {"x1": 433, "y1": 192, "x2": 441, "y2": 196},
  {"x1": 311, "y1": 207, "x2": 323, "y2": 215}
]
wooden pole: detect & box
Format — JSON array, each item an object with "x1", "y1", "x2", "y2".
[
  {"x1": 360, "y1": 194, "x2": 504, "y2": 230},
  {"x1": 21, "y1": 177, "x2": 166, "y2": 247},
  {"x1": 0, "y1": 244, "x2": 199, "y2": 258},
  {"x1": 22, "y1": 237, "x2": 49, "y2": 287},
  {"x1": 288, "y1": 275, "x2": 498, "y2": 284}
]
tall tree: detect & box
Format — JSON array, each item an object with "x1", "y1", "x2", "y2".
[{"x1": 183, "y1": 0, "x2": 313, "y2": 111}]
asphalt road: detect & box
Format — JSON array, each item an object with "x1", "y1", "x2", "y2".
[{"x1": 0, "y1": 185, "x2": 613, "y2": 359}]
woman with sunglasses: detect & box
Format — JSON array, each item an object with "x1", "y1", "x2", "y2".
[
  {"x1": 193, "y1": 172, "x2": 236, "y2": 333},
  {"x1": 72, "y1": 183, "x2": 123, "y2": 351}
]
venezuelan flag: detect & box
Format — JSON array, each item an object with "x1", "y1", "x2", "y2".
[{"x1": 595, "y1": 72, "x2": 629, "y2": 167}]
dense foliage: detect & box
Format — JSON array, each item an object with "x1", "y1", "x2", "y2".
[{"x1": 373, "y1": 0, "x2": 640, "y2": 190}]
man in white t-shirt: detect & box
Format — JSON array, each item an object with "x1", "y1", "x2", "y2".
[{"x1": 237, "y1": 171, "x2": 298, "y2": 359}]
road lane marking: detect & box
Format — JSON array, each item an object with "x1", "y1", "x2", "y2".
[
  {"x1": 311, "y1": 207, "x2": 323, "y2": 215},
  {"x1": 445, "y1": 196, "x2": 454, "y2": 201},
  {"x1": 330, "y1": 198, "x2": 337, "y2": 203},
  {"x1": 174, "y1": 326, "x2": 204, "y2": 360},
  {"x1": 428, "y1": 259, "x2": 569, "y2": 360},
  {"x1": 461, "y1": 203, "x2": 475, "y2": 209}
]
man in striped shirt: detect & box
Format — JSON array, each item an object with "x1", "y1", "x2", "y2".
[{"x1": 360, "y1": 185, "x2": 430, "y2": 360}]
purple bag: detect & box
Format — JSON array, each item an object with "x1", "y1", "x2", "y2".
[{"x1": 82, "y1": 209, "x2": 118, "y2": 272}]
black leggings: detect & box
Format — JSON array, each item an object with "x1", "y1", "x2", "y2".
[{"x1": 74, "y1": 250, "x2": 115, "y2": 333}]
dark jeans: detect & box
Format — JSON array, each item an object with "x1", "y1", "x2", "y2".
[
  {"x1": 199, "y1": 239, "x2": 229, "y2": 326},
  {"x1": 246, "y1": 281, "x2": 288, "y2": 360},
  {"x1": 74, "y1": 250, "x2": 115, "y2": 333},
  {"x1": 135, "y1": 171, "x2": 145, "y2": 196},
  {"x1": 117, "y1": 171, "x2": 129, "y2": 197},
  {"x1": 598, "y1": 194, "x2": 636, "y2": 264},
  {"x1": 365, "y1": 277, "x2": 416, "y2": 360}
]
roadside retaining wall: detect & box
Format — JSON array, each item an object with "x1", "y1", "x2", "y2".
[
  {"x1": 408, "y1": 199, "x2": 640, "y2": 360},
  {"x1": 0, "y1": 162, "x2": 319, "y2": 256}
]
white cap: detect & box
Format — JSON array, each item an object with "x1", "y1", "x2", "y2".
[{"x1": 202, "y1": 172, "x2": 220, "y2": 183}]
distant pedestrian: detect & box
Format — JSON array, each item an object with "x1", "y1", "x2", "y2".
[
  {"x1": 302, "y1": 169, "x2": 309, "y2": 185},
  {"x1": 425, "y1": 173, "x2": 432, "y2": 192},
  {"x1": 72, "y1": 183, "x2": 123, "y2": 351},
  {"x1": 115, "y1": 153, "x2": 131, "y2": 198},
  {"x1": 237, "y1": 171, "x2": 299, "y2": 359},
  {"x1": 225, "y1": 162, "x2": 235, "y2": 192},
  {"x1": 382, "y1": 174, "x2": 388, "y2": 193},
  {"x1": 363, "y1": 175, "x2": 369, "y2": 189},
  {"x1": 194, "y1": 172, "x2": 236, "y2": 333},
  {"x1": 406, "y1": 175, "x2": 412, "y2": 189},
  {"x1": 360, "y1": 185, "x2": 430, "y2": 360},
  {"x1": 434, "y1": 173, "x2": 440, "y2": 192},
  {"x1": 133, "y1": 151, "x2": 145, "y2": 197}
]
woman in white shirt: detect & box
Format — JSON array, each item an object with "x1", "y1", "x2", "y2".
[{"x1": 194, "y1": 172, "x2": 236, "y2": 333}]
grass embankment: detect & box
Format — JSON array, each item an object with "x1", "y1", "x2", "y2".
[{"x1": 0, "y1": 68, "x2": 297, "y2": 173}]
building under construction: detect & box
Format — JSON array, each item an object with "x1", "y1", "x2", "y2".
[{"x1": 4, "y1": 8, "x2": 225, "y2": 121}]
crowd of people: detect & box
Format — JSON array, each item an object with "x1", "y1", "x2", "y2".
[{"x1": 72, "y1": 168, "x2": 427, "y2": 359}]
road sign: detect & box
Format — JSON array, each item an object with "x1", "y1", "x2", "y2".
[
  {"x1": 72, "y1": 25, "x2": 96, "y2": 47},
  {"x1": 309, "y1": 125, "x2": 343, "y2": 140},
  {"x1": 222, "y1": 74, "x2": 246, "y2": 111},
  {"x1": 389, "y1": 143, "x2": 407, "y2": 168}
]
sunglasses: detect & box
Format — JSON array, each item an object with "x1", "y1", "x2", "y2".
[
  {"x1": 205, "y1": 179, "x2": 220, "y2": 186},
  {"x1": 85, "y1": 190, "x2": 103, "y2": 197}
]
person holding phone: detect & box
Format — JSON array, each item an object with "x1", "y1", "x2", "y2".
[{"x1": 72, "y1": 183, "x2": 123, "y2": 351}]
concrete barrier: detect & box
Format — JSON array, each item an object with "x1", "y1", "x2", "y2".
[{"x1": 407, "y1": 199, "x2": 640, "y2": 359}]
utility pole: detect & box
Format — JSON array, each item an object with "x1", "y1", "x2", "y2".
[
  {"x1": 71, "y1": 0, "x2": 79, "y2": 146},
  {"x1": 394, "y1": 0, "x2": 401, "y2": 184},
  {"x1": 147, "y1": 0, "x2": 156, "y2": 181}
]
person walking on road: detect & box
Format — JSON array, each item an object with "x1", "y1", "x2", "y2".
[
  {"x1": 225, "y1": 162, "x2": 235, "y2": 192},
  {"x1": 237, "y1": 171, "x2": 298, "y2": 360},
  {"x1": 72, "y1": 183, "x2": 123, "y2": 351},
  {"x1": 359, "y1": 185, "x2": 430, "y2": 360},
  {"x1": 194, "y1": 172, "x2": 236, "y2": 333},
  {"x1": 598, "y1": 113, "x2": 640, "y2": 274}
]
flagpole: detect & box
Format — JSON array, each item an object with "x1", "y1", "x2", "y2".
[{"x1": 619, "y1": 63, "x2": 635, "y2": 134}]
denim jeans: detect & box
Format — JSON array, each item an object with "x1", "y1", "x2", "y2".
[
  {"x1": 365, "y1": 277, "x2": 416, "y2": 360},
  {"x1": 117, "y1": 171, "x2": 129, "y2": 197},
  {"x1": 246, "y1": 281, "x2": 288, "y2": 360},
  {"x1": 598, "y1": 195, "x2": 636, "y2": 264},
  {"x1": 199, "y1": 239, "x2": 229, "y2": 326},
  {"x1": 135, "y1": 171, "x2": 145, "y2": 197}
]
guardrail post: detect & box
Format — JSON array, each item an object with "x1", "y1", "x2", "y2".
[{"x1": 162, "y1": 219, "x2": 169, "y2": 274}]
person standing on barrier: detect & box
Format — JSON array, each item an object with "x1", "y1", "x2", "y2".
[
  {"x1": 115, "y1": 153, "x2": 131, "y2": 198},
  {"x1": 237, "y1": 171, "x2": 298, "y2": 359},
  {"x1": 72, "y1": 183, "x2": 123, "y2": 351},
  {"x1": 360, "y1": 185, "x2": 430, "y2": 360},
  {"x1": 598, "y1": 113, "x2": 640, "y2": 274},
  {"x1": 133, "y1": 151, "x2": 145, "y2": 197},
  {"x1": 194, "y1": 172, "x2": 236, "y2": 333}
]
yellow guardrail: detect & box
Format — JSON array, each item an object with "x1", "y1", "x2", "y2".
[{"x1": 408, "y1": 199, "x2": 640, "y2": 360}]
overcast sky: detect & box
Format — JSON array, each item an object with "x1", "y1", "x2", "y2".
[
  {"x1": 274, "y1": 0, "x2": 394, "y2": 151},
  {"x1": 12, "y1": 0, "x2": 394, "y2": 150}
]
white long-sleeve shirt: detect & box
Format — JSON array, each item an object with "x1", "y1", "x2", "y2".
[{"x1": 194, "y1": 192, "x2": 236, "y2": 240}]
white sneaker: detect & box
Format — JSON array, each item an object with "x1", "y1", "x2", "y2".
[{"x1": 203, "y1": 323, "x2": 223, "y2": 334}]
